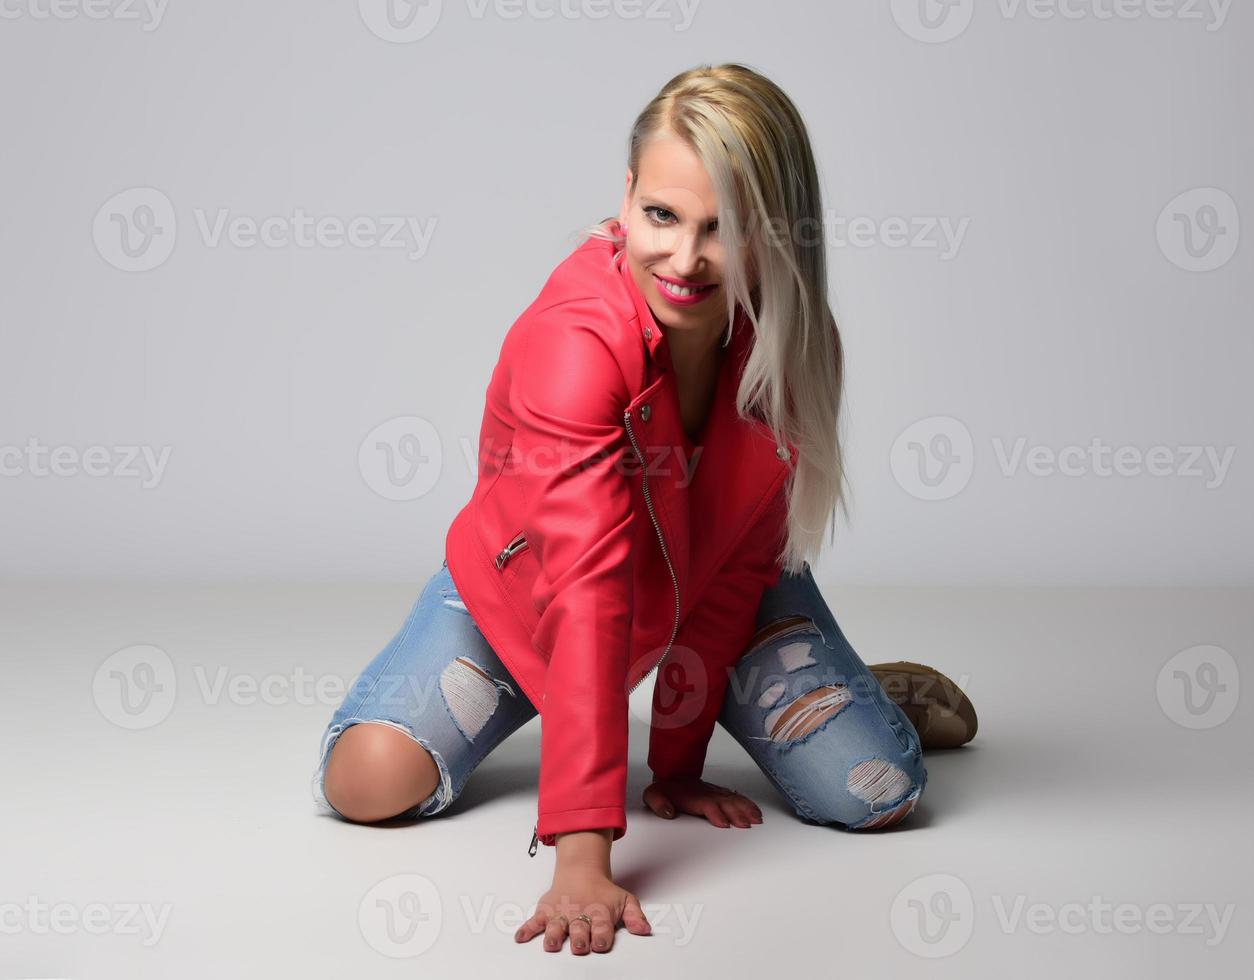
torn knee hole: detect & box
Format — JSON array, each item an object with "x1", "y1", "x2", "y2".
[
  {"x1": 764, "y1": 683, "x2": 853, "y2": 742},
  {"x1": 438, "y1": 656, "x2": 516, "y2": 742},
  {"x1": 846, "y1": 758, "x2": 920, "y2": 829}
]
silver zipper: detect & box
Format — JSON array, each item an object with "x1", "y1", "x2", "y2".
[
  {"x1": 623, "y1": 406, "x2": 680, "y2": 695},
  {"x1": 495, "y1": 531, "x2": 530, "y2": 569},
  {"x1": 528, "y1": 823, "x2": 538, "y2": 857}
]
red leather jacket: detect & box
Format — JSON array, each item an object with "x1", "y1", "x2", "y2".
[{"x1": 444, "y1": 226, "x2": 797, "y2": 852}]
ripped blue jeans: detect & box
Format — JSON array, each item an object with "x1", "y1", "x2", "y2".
[{"x1": 311, "y1": 558, "x2": 926, "y2": 831}]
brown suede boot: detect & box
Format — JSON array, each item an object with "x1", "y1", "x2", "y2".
[{"x1": 868, "y1": 661, "x2": 978, "y2": 749}]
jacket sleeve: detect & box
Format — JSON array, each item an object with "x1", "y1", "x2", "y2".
[
  {"x1": 648, "y1": 480, "x2": 788, "y2": 782},
  {"x1": 508, "y1": 299, "x2": 635, "y2": 846}
]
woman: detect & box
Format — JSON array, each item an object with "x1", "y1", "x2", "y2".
[{"x1": 311, "y1": 63, "x2": 977, "y2": 955}]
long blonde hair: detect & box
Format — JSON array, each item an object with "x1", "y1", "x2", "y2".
[{"x1": 580, "y1": 62, "x2": 847, "y2": 576}]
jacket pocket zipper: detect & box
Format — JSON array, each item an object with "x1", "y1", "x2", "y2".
[{"x1": 495, "y1": 531, "x2": 530, "y2": 570}]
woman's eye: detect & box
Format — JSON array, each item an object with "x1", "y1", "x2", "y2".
[{"x1": 644, "y1": 206, "x2": 675, "y2": 225}]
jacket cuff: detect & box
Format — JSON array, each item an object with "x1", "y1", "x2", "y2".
[
  {"x1": 649, "y1": 760, "x2": 705, "y2": 784},
  {"x1": 536, "y1": 806, "x2": 627, "y2": 847}
]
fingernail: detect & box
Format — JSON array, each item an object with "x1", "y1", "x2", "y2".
[{"x1": 663, "y1": 808, "x2": 674, "y2": 817}]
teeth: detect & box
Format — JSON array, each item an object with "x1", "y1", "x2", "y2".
[{"x1": 659, "y1": 278, "x2": 708, "y2": 298}]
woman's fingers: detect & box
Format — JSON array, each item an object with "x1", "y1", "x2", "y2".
[
  {"x1": 542, "y1": 911, "x2": 568, "y2": 951},
  {"x1": 589, "y1": 911, "x2": 616, "y2": 952},
  {"x1": 699, "y1": 799, "x2": 731, "y2": 827},
  {"x1": 567, "y1": 914, "x2": 592, "y2": 954},
  {"x1": 564, "y1": 904, "x2": 613, "y2": 954},
  {"x1": 644, "y1": 779, "x2": 763, "y2": 829},
  {"x1": 514, "y1": 909, "x2": 547, "y2": 943},
  {"x1": 642, "y1": 782, "x2": 677, "y2": 819},
  {"x1": 622, "y1": 892, "x2": 653, "y2": 936},
  {"x1": 721, "y1": 795, "x2": 763, "y2": 827},
  {"x1": 718, "y1": 797, "x2": 753, "y2": 828}
]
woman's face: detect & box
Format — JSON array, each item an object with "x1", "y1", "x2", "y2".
[{"x1": 618, "y1": 132, "x2": 742, "y2": 342}]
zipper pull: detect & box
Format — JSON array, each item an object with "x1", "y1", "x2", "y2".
[
  {"x1": 528, "y1": 824, "x2": 539, "y2": 857},
  {"x1": 495, "y1": 532, "x2": 529, "y2": 570}
]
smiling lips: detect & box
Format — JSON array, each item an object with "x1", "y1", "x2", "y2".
[{"x1": 653, "y1": 272, "x2": 718, "y2": 307}]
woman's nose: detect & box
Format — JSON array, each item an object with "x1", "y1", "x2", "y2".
[{"x1": 669, "y1": 232, "x2": 707, "y2": 277}]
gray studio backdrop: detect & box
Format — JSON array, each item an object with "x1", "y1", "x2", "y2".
[{"x1": 0, "y1": 0, "x2": 1248, "y2": 585}]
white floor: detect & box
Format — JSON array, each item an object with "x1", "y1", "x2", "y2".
[{"x1": 2, "y1": 579, "x2": 1250, "y2": 979}]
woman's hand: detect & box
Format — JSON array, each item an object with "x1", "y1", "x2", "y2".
[
  {"x1": 514, "y1": 829, "x2": 651, "y2": 954},
  {"x1": 514, "y1": 867, "x2": 651, "y2": 954},
  {"x1": 643, "y1": 776, "x2": 764, "y2": 829}
]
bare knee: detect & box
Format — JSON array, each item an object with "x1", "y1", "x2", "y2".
[{"x1": 323, "y1": 722, "x2": 440, "y2": 824}]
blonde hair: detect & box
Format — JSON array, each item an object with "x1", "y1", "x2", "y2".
[{"x1": 579, "y1": 62, "x2": 848, "y2": 575}]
